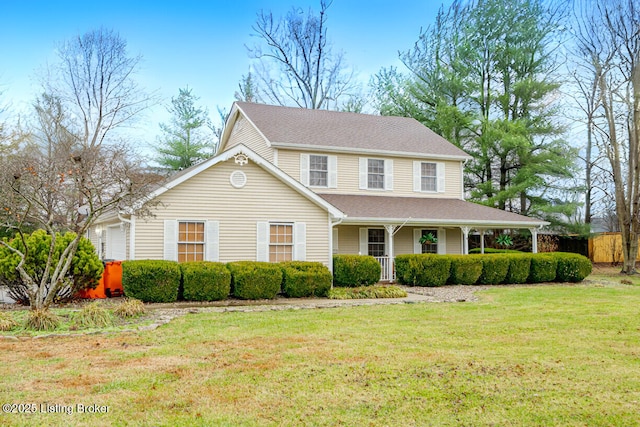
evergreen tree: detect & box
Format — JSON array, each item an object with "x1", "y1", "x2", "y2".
[
  {"x1": 375, "y1": 0, "x2": 579, "y2": 230},
  {"x1": 155, "y1": 87, "x2": 214, "y2": 171}
]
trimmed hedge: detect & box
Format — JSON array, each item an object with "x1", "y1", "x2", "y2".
[
  {"x1": 448, "y1": 255, "x2": 483, "y2": 285},
  {"x1": 395, "y1": 254, "x2": 451, "y2": 287},
  {"x1": 227, "y1": 261, "x2": 282, "y2": 300},
  {"x1": 122, "y1": 260, "x2": 181, "y2": 303},
  {"x1": 504, "y1": 254, "x2": 532, "y2": 284},
  {"x1": 528, "y1": 254, "x2": 558, "y2": 283},
  {"x1": 280, "y1": 261, "x2": 332, "y2": 298},
  {"x1": 554, "y1": 252, "x2": 592, "y2": 282},
  {"x1": 477, "y1": 255, "x2": 510, "y2": 285},
  {"x1": 181, "y1": 262, "x2": 231, "y2": 301},
  {"x1": 333, "y1": 255, "x2": 381, "y2": 287}
]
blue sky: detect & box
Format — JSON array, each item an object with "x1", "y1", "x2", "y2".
[{"x1": 1, "y1": 0, "x2": 452, "y2": 142}]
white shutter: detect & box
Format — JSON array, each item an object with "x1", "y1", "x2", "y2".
[
  {"x1": 256, "y1": 222, "x2": 269, "y2": 262},
  {"x1": 437, "y1": 162, "x2": 446, "y2": 193},
  {"x1": 332, "y1": 228, "x2": 339, "y2": 254},
  {"x1": 205, "y1": 220, "x2": 220, "y2": 262},
  {"x1": 384, "y1": 159, "x2": 394, "y2": 190},
  {"x1": 328, "y1": 155, "x2": 338, "y2": 188},
  {"x1": 413, "y1": 161, "x2": 422, "y2": 192},
  {"x1": 300, "y1": 154, "x2": 309, "y2": 186},
  {"x1": 438, "y1": 228, "x2": 447, "y2": 254},
  {"x1": 359, "y1": 158, "x2": 368, "y2": 189},
  {"x1": 163, "y1": 220, "x2": 178, "y2": 261},
  {"x1": 359, "y1": 228, "x2": 368, "y2": 255},
  {"x1": 413, "y1": 229, "x2": 423, "y2": 254},
  {"x1": 294, "y1": 222, "x2": 307, "y2": 261}
]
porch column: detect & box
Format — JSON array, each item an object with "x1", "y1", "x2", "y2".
[
  {"x1": 530, "y1": 227, "x2": 539, "y2": 253},
  {"x1": 461, "y1": 226, "x2": 471, "y2": 255},
  {"x1": 384, "y1": 225, "x2": 395, "y2": 260},
  {"x1": 480, "y1": 229, "x2": 485, "y2": 254}
]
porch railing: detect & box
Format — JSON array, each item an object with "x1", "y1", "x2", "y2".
[{"x1": 374, "y1": 256, "x2": 395, "y2": 282}]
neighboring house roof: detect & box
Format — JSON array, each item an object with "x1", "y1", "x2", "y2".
[
  {"x1": 127, "y1": 144, "x2": 346, "y2": 220},
  {"x1": 319, "y1": 194, "x2": 549, "y2": 228},
  {"x1": 224, "y1": 102, "x2": 472, "y2": 160}
]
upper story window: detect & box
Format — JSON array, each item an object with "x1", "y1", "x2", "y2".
[
  {"x1": 309, "y1": 155, "x2": 328, "y2": 186},
  {"x1": 359, "y1": 158, "x2": 393, "y2": 191},
  {"x1": 413, "y1": 161, "x2": 445, "y2": 193},
  {"x1": 421, "y1": 163, "x2": 437, "y2": 192},
  {"x1": 300, "y1": 154, "x2": 337, "y2": 188},
  {"x1": 368, "y1": 159, "x2": 385, "y2": 189}
]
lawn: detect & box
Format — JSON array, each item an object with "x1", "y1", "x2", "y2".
[{"x1": 1, "y1": 282, "x2": 639, "y2": 426}]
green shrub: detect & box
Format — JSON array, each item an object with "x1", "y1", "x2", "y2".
[
  {"x1": 469, "y1": 248, "x2": 522, "y2": 254},
  {"x1": 280, "y1": 261, "x2": 332, "y2": 298},
  {"x1": 181, "y1": 262, "x2": 231, "y2": 301},
  {"x1": 395, "y1": 254, "x2": 451, "y2": 287},
  {"x1": 477, "y1": 255, "x2": 510, "y2": 285},
  {"x1": 448, "y1": 255, "x2": 483, "y2": 285},
  {"x1": 554, "y1": 252, "x2": 592, "y2": 282},
  {"x1": 122, "y1": 260, "x2": 181, "y2": 303},
  {"x1": 0, "y1": 230, "x2": 103, "y2": 304},
  {"x1": 113, "y1": 299, "x2": 146, "y2": 318},
  {"x1": 528, "y1": 254, "x2": 558, "y2": 283},
  {"x1": 332, "y1": 255, "x2": 381, "y2": 287},
  {"x1": 72, "y1": 302, "x2": 113, "y2": 328},
  {"x1": 227, "y1": 261, "x2": 282, "y2": 300},
  {"x1": 328, "y1": 285, "x2": 407, "y2": 299},
  {"x1": 504, "y1": 254, "x2": 533, "y2": 284}
]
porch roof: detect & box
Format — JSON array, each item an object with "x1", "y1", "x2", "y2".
[{"x1": 319, "y1": 194, "x2": 549, "y2": 228}]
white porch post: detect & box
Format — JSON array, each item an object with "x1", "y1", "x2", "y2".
[
  {"x1": 480, "y1": 229, "x2": 485, "y2": 254},
  {"x1": 530, "y1": 227, "x2": 539, "y2": 253},
  {"x1": 385, "y1": 225, "x2": 396, "y2": 282},
  {"x1": 461, "y1": 227, "x2": 471, "y2": 255}
]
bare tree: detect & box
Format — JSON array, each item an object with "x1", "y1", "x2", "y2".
[
  {"x1": 572, "y1": 0, "x2": 640, "y2": 273},
  {"x1": 247, "y1": 1, "x2": 357, "y2": 109},
  {"x1": 0, "y1": 29, "x2": 160, "y2": 310}
]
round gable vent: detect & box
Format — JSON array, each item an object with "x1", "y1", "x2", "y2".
[{"x1": 230, "y1": 170, "x2": 247, "y2": 188}]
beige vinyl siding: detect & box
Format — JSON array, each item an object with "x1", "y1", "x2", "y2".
[
  {"x1": 225, "y1": 116, "x2": 274, "y2": 162},
  {"x1": 334, "y1": 225, "x2": 463, "y2": 256},
  {"x1": 277, "y1": 149, "x2": 463, "y2": 198},
  {"x1": 134, "y1": 158, "x2": 330, "y2": 265}
]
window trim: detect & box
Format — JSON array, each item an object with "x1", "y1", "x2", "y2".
[
  {"x1": 268, "y1": 222, "x2": 294, "y2": 263},
  {"x1": 359, "y1": 157, "x2": 393, "y2": 191},
  {"x1": 300, "y1": 153, "x2": 337, "y2": 188},
  {"x1": 413, "y1": 161, "x2": 445, "y2": 193}
]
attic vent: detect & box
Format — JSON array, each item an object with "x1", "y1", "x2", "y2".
[{"x1": 230, "y1": 170, "x2": 247, "y2": 188}]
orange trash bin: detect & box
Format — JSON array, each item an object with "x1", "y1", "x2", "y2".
[
  {"x1": 76, "y1": 272, "x2": 107, "y2": 299},
  {"x1": 104, "y1": 261, "x2": 124, "y2": 297}
]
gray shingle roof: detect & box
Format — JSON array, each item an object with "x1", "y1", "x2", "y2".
[
  {"x1": 235, "y1": 102, "x2": 471, "y2": 159},
  {"x1": 319, "y1": 194, "x2": 547, "y2": 227}
]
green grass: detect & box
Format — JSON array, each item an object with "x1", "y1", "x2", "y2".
[{"x1": 1, "y1": 284, "x2": 639, "y2": 426}]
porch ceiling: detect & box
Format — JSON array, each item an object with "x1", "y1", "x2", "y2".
[{"x1": 318, "y1": 194, "x2": 549, "y2": 228}]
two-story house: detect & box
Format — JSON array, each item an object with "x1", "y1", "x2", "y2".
[{"x1": 91, "y1": 102, "x2": 547, "y2": 280}]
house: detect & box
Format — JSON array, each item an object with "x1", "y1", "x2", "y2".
[{"x1": 91, "y1": 102, "x2": 548, "y2": 280}]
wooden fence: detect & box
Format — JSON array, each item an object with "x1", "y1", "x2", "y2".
[{"x1": 588, "y1": 232, "x2": 640, "y2": 263}]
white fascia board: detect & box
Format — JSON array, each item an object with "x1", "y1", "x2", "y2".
[{"x1": 270, "y1": 142, "x2": 473, "y2": 162}]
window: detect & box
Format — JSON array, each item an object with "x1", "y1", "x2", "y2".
[
  {"x1": 421, "y1": 229, "x2": 438, "y2": 254},
  {"x1": 309, "y1": 155, "x2": 328, "y2": 186},
  {"x1": 269, "y1": 223, "x2": 293, "y2": 262},
  {"x1": 178, "y1": 221, "x2": 205, "y2": 262},
  {"x1": 368, "y1": 229, "x2": 386, "y2": 257},
  {"x1": 421, "y1": 163, "x2": 437, "y2": 192},
  {"x1": 368, "y1": 159, "x2": 385, "y2": 189},
  {"x1": 413, "y1": 161, "x2": 444, "y2": 193}
]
